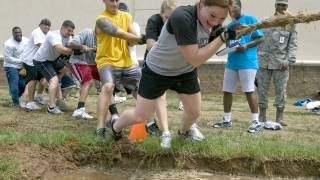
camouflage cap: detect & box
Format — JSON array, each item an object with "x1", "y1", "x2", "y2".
[{"x1": 275, "y1": 0, "x2": 288, "y2": 5}]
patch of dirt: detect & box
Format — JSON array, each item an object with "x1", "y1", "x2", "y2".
[
  {"x1": 1, "y1": 143, "x2": 78, "y2": 179},
  {"x1": 1, "y1": 140, "x2": 319, "y2": 179}
]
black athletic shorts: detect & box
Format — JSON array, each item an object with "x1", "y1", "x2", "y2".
[
  {"x1": 24, "y1": 63, "x2": 43, "y2": 83},
  {"x1": 33, "y1": 59, "x2": 65, "y2": 81},
  {"x1": 138, "y1": 64, "x2": 200, "y2": 99}
]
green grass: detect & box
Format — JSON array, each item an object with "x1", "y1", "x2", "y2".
[
  {"x1": 0, "y1": 127, "x2": 318, "y2": 161},
  {"x1": 0, "y1": 156, "x2": 20, "y2": 180},
  {"x1": 0, "y1": 129, "x2": 113, "y2": 147},
  {"x1": 138, "y1": 131, "x2": 320, "y2": 160}
]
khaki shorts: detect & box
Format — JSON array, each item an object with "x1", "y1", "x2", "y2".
[
  {"x1": 99, "y1": 64, "x2": 141, "y2": 92},
  {"x1": 223, "y1": 68, "x2": 257, "y2": 93}
]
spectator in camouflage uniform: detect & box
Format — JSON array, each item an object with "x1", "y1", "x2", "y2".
[{"x1": 257, "y1": 0, "x2": 297, "y2": 126}]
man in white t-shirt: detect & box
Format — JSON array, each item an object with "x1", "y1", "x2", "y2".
[
  {"x1": 33, "y1": 20, "x2": 75, "y2": 114},
  {"x1": 22, "y1": 18, "x2": 51, "y2": 110},
  {"x1": 3, "y1": 26, "x2": 28, "y2": 107}
]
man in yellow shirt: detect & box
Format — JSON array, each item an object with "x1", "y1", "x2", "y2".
[{"x1": 95, "y1": 0, "x2": 145, "y2": 138}]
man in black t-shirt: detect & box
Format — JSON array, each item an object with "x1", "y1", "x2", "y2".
[{"x1": 144, "y1": 0, "x2": 177, "y2": 59}]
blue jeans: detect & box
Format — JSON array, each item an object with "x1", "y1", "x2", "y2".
[{"x1": 4, "y1": 67, "x2": 27, "y2": 105}]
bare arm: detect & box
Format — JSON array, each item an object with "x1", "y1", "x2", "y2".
[
  {"x1": 54, "y1": 44, "x2": 73, "y2": 56},
  {"x1": 96, "y1": 18, "x2": 142, "y2": 44},
  {"x1": 246, "y1": 37, "x2": 264, "y2": 48},
  {"x1": 70, "y1": 41, "x2": 96, "y2": 53},
  {"x1": 178, "y1": 36, "x2": 224, "y2": 67},
  {"x1": 68, "y1": 40, "x2": 83, "y2": 50},
  {"x1": 236, "y1": 37, "x2": 264, "y2": 51}
]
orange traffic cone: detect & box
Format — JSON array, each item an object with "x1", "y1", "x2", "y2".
[{"x1": 129, "y1": 123, "x2": 148, "y2": 142}]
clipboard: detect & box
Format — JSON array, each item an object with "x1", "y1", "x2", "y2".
[{"x1": 216, "y1": 40, "x2": 241, "y2": 56}]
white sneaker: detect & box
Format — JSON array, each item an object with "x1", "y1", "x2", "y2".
[
  {"x1": 25, "y1": 101, "x2": 41, "y2": 110},
  {"x1": 72, "y1": 107, "x2": 94, "y2": 119},
  {"x1": 19, "y1": 97, "x2": 27, "y2": 108},
  {"x1": 247, "y1": 120, "x2": 264, "y2": 133},
  {"x1": 114, "y1": 94, "x2": 126, "y2": 104},
  {"x1": 47, "y1": 106, "x2": 63, "y2": 114},
  {"x1": 160, "y1": 131, "x2": 172, "y2": 148},
  {"x1": 189, "y1": 123, "x2": 205, "y2": 141},
  {"x1": 178, "y1": 101, "x2": 184, "y2": 111},
  {"x1": 34, "y1": 94, "x2": 46, "y2": 105}
]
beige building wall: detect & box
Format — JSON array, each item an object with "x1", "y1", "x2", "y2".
[{"x1": 1, "y1": 0, "x2": 319, "y2": 61}]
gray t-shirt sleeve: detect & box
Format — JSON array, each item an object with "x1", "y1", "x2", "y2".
[
  {"x1": 72, "y1": 29, "x2": 90, "y2": 45},
  {"x1": 166, "y1": 6, "x2": 197, "y2": 45}
]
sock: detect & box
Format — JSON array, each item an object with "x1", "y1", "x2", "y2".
[
  {"x1": 111, "y1": 113, "x2": 119, "y2": 120},
  {"x1": 251, "y1": 113, "x2": 259, "y2": 122},
  {"x1": 77, "y1": 101, "x2": 85, "y2": 109},
  {"x1": 147, "y1": 121, "x2": 155, "y2": 127},
  {"x1": 162, "y1": 131, "x2": 170, "y2": 136},
  {"x1": 223, "y1": 112, "x2": 231, "y2": 122},
  {"x1": 109, "y1": 104, "x2": 118, "y2": 115}
]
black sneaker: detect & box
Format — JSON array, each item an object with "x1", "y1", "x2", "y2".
[
  {"x1": 212, "y1": 118, "x2": 232, "y2": 128},
  {"x1": 111, "y1": 118, "x2": 122, "y2": 141},
  {"x1": 96, "y1": 128, "x2": 106, "y2": 139},
  {"x1": 146, "y1": 121, "x2": 161, "y2": 136}
]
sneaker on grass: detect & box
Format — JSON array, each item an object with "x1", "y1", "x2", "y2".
[
  {"x1": 25, "y1": 101, "x2": 41, "y2": 110},
  {"x1": 95, "y1": 128, "x2": 106, "y2": 139},
  {"x1": 248, "y1": 120, "x2": 263, "y2": 133},
  {"x1": 189, "y1": 123, "x2": 205, "y2": 141},
  {"x1": 178, "y1": 126, "x2": 205, "y2": 142},
  {"x1": 72, "y1": 107, "x2": 94, "y2": 119},
  {"x1": 47, "y1": 106, "x2": 63, "y2": 114},
  {"x1": 160, "y1": 131, "x2": 172, "y2": 148},
  {"x1": 212, "y1": 118, "x2": 232, "y2": 128}
]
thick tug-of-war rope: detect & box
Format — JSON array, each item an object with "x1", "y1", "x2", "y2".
[{"x1": 234, "y1": 12, "x2": 320, "y2": 37}]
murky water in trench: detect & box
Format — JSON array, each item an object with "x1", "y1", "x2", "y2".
[{"x1": 45, "y1": 168, "x2": 298, "y2": 180}]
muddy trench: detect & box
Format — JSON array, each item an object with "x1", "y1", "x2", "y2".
[{"x1": 4, "y1": 139, "x2": 319, "y2": 179}]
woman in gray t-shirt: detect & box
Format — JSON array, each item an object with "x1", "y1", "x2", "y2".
[{"x1": 111, "y1": 0, "x2": 237, "y2": 143}]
